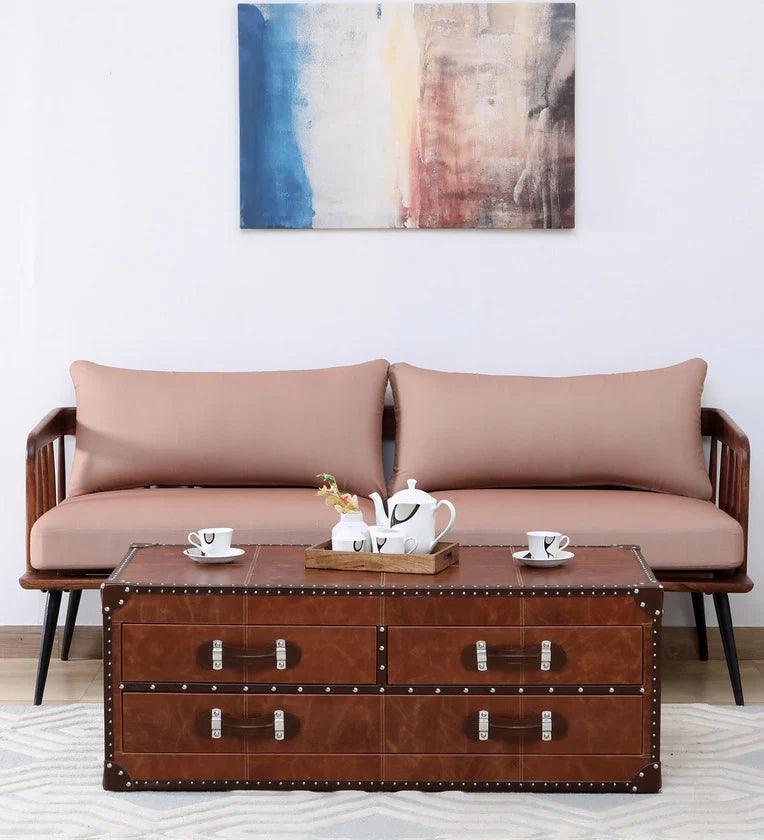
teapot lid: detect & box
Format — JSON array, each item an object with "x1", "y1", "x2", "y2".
[{"x1": 390, "y1": 479, "x2": 435, "y2": 505}]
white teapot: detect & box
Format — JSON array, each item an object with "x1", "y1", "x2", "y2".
[{"x1": 370, "y1": 480, "x2": 456, "y2": 554}]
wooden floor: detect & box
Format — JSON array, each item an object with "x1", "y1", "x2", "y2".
[{"x1": 1, "y1": 658, "x2": 764, "y2": 704}]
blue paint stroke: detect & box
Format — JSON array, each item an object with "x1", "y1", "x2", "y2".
[{"x1": 238, "y1": 4, "x2": 314, "y2": 229}]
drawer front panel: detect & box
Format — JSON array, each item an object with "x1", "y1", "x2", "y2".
[
  {"x1": 387, "y1": 626, "x2": 643, "y2": 685},
  {"x1": 122, "y1": 694, "x2": 381, "y2": 754},
  {"x1": 122, "y1": 624, "x2": 377, "y2": 684},
  {"x1": 383, "y1": 597, "x2": 522, "y2": 627},
  {"x1": 383, "y1": 697, "x2": 643, "y2": 755}
]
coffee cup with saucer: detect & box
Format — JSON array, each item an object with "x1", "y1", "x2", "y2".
[
  {"x1": 184, "y1": 527, "x2": 245, "y2": 564},
  {"x1": 512, "y1": 530, "x2": 574, "y2": 568}
]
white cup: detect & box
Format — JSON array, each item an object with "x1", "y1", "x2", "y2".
[
  {"x1": 187, "y1": 527, "x2": 234, "y2": 556},
  {"x1": 527, "y1": 531, "x2": 570, "y2": 560},
  {"x1": 333, "y1": 536, "x2": 370, "y2": 553},
  {"x1": 369, "y1": 527, "x2": 418, "y2": 555}
]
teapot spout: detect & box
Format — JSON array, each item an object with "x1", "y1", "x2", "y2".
[{"x1": 369, "y1": 492, "x2": 388, "y2": 527}]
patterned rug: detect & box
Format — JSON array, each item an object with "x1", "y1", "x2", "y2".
[{"x1": 0, "y1": 704, "x2": 762, "y2": 839}]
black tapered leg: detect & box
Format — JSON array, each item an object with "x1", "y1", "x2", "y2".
[
  {"x1": 713, "y1": 593, "x2": 744, "y2": 706},
  {"x1": 34, "y1": 590, "x2": 62, "y2": 706},
  {"x1": 60, "y1": 590, "x2": 81, "y2": 662},
  {"x1": 691, "y1": 592, "x2": 709, "y2": 661}
]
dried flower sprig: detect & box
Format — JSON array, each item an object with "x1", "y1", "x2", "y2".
[{"x1": 316, "y1": 473, "x2": 359, "y2": 515}]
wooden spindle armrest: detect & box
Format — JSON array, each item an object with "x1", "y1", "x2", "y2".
[
  {"x1": 25, "y1": 407, "x2": 76, "y2": 573},
  {"x1": 701, "y1": 407, "x2": 750, "y2": 458},
  {"x1": 701, "y1": 407, "x2": 750, "y2": 573},
  {"x1": 26, "y1": 407, "x2": 76, "y2": 462}
]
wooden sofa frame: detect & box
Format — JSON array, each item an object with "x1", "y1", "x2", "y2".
[{"x1": 21, "y1": 406, "x2": 752, "y2": 705}]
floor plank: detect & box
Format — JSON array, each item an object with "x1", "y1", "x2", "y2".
[{"x1": 0, "y1": 659, "x2": 101, "y2": 704}]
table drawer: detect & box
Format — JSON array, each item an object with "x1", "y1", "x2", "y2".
[
  {"x1": 384, "y1": 696, "x2": 643, "y2": 755},
  {"x1": 122, "y1": 694, "x2": 381, "y2": 754},
  {"x1": 387, "y1": 626, "x2": 643, "y2": 685},
  {"x1": 121, "y1": 624, "x2": 377, "y2": 684}
]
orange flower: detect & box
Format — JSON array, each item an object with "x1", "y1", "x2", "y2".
[{"x1": 316, "y1": 474, "x2": 359, "y2": 514}]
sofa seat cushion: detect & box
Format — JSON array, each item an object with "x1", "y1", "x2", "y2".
[
  {"x1": 433, "y1": 489, "x2": 743, "y2": 571},
  {"x1": 30, "y1": 488, "x2": 375, "y2": 571}
]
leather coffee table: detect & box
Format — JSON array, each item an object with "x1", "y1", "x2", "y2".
[{"x1": 101, "y1": 543, "x2": 662, "y2": 792}]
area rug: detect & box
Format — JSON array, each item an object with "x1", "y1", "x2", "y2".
[{"x1": 0, "y1": 704, "x2": 762, "y2": 839}]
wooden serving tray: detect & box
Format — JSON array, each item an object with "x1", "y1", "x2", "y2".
[{"x1": 305, "y1": 540, "x2": 459, "y2": 575}]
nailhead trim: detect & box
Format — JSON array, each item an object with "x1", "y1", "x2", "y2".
[{"x1": 103, "y1": 544, "x2": 661, "y2": 792}]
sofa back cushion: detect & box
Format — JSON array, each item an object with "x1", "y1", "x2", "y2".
[
  {"x1": 389, "y1": 359, "x2": 712, "y2": 500},
  {"x1": 69, "y1": 359, "x2": 389, "y2": 498}
]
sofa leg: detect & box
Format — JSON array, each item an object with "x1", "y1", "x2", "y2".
[
  {"x1": 34, "y1": 590, "x2": 62, "y2": 706},
  {"x1": 713, "y1": 593, "x2": 744, "y2": 706},
  {"x1": 60, "y1": 590, "x2": 82, "y2": 661},
  {"x1": 691, "y1": 592, "x2": 709, "y2": 661}
]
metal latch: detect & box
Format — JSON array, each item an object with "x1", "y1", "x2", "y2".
[
  {"x1": 478, "y1": 709, "x2": 489, "y2": 741},
  {"x1": 275, "y1": 639, "x2": 286, "y2": 670},
  {"x1": 541, "y1": 710, "x2": 552, "y2": 741},
  {"x1": 476, "y1": 640, "x2": 487, "y2": 672},
  {"x1": 212, "y1": 640, "x2": 223, "y2": 671},
  {"x1": 274, "y1": 709, "x2": 285, "y2": 741},
  {"x1": 540, "y1": 640, "x2": 551, "y2": 671},
  {"x1": 211, "y1": 708, "x2": 222, "y2": 739}
]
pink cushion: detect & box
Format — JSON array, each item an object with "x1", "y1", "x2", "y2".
[
  {"x1": 431, "y1": 488, "x2": 743, "y2": 571},
  {"x1": 30, "y1": 487, "x2": 376, "y2": 571},
  {"x1": 390, "y1": 359, "x2": 712, "y2": 500},
  {"x1": 69, "y1": 360, "x2": 389, "y2": 498}
]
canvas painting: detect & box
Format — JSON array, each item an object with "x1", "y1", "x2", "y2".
[{"x1": 238, "y1": 3, "x2": 575, "y2": 229}]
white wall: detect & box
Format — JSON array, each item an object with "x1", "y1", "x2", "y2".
[{"x1": 2, "y1": 0, "x2": 762, "y2": 629}]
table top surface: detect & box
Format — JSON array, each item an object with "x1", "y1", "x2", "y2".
[{"x1": 106, "y1": 544, "x2": 659, "y2": 592}]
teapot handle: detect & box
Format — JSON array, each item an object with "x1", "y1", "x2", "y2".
[{"x1": 433, "y1": 500, "x2": 457, "y2": 546}]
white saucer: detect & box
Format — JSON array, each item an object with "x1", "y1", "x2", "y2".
[
  {"x1": 512, "y1": 549, "x2": 574, "y2": 568},
  {"x1": 184, "y1": 547, "x2": 245, "y2": 564}
]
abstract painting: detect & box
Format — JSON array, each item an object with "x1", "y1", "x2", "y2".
[{"x1": 238, "y1": 3, "x2": 575, "y2": 229}]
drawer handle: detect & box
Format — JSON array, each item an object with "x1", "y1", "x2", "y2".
[
  {"x1": 464, "y1": 710, "x2": 567, "y2": 743},
  {"x1": 208, "y1": 708, "x2": 300, "y2": 741},
  {"x1": 464, "y1": 640, "x2": 566, "y2": 672},
  {"x1": 200, "y1": 639, "x2": 302, "y2": 672}
]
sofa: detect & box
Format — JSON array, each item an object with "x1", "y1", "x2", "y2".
[{"x1": 23, "y1": 358, "x2": 751, "y2": 705}]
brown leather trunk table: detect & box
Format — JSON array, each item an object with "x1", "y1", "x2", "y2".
[{"x1": 102, "y1": 543, "x2": 662, "y2": 793}]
